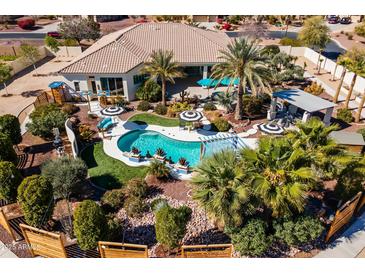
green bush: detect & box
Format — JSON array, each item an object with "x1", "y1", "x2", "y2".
[
  {"x1": 136, "y1": 79, "x2": 161, "y2": 102},
  {"x1": 124, "y1": 179, "x2": 148, "y2": 218},
  {"x1": 0, "y1": 55, "x2": 17, "y2": 61},
  {"x1": 73, "y1": 200, "x2": 108, "y2": 250},
  {"x1": 154, "y1": 103, "x2": 168, "y2": 115},
  {"x1": 61, "y1": 103, "x2": 79, "y2": 115},
  {"x1": 101, "y1": 189, "x2": 125, "y2": 211},
  {"x1": 336, "y1": 108, "x2": 354, "y2": 123},
  {"x1": 44, "y1": 36, "x2": 60, "y2": 52},
  {"x1": 124, "y1": 195, "x2": 147, "y2": 218},
  {"x1": 154, "y1": 203, "x2": 192, "y2": 249},
  {"x1": 304, "y1": 82, "x2": 325, "y2": 95},
  {"x1": 279, "y1": 37, "x2": 303, "y2": 47},
  {"x1": 137, "y1": 101, "x2": 151, "y2": 111},
  {"x1": 0, "y1": 133, "x2": 18, "y2": 164},
  {"x1": 203, "y1": 102, "x2": 217, "y2": 111},
  {"x1": 26, "y1": 104, "x2": 68, "y2": 139},
  {"x1": 212, "y1": 117, "x2": 231, "y2": 132},
  {"x1": 242, "y1": 95, "x2": 264, "y2": 116},
  {"x1": 17, "y1": 175, "x2": 54, "y2": 228},
  {"x1": 274, "y1": 216, "x2": 324, "y2": 246},
  {"x1": 0, "y1": 114, "x2": 22, "y2": 145},
  {"x1": 167, "y1": 102, "x2": 192, "y2": 117},
  {"x1": 147, "y1": 160, "x2": 170, "y2": 179},
  {"x1": 0, "y1": 161, "x2": 22, "y2": 202},
  {"x1": 106, "y1": 215, "x2": 124, "y2": 241},
  {"x1": 263, "y1": 45, "x2": 281, "y2": 56},
  {"x1": 227, "y1": 218, "x2": 271, "y2": 257},
  {"x1": 63, "y1": 38, "x2": 79, "y2": 46}
]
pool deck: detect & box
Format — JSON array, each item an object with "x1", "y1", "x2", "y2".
[{"x1": 101, "y1": 118, "x2": 258, "y2": 179}]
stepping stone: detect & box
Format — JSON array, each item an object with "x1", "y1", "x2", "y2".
[{"x1": 246, "y1": 128, "x2": 257, "y2": 135}]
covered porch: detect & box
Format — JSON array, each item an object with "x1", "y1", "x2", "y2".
[{"x1": 268, "y1": 89, "x2": 337, "y2": 126}]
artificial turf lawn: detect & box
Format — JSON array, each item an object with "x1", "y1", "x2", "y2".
[
  {"x1": 81, "y1": 142, "x2": 148, "y2": 189},
  {"x1": 128, "y1": 113, "x2": 180, "y2": 127}
]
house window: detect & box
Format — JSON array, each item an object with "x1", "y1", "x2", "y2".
[
  {"x1": 133, "y1": 74, "x2": 148, "y2": 85},
  {"x1": 74, "y1": 82, "x2": 80, "y2": 91},
  {"x1": 100, "y1": 77, "x2": 124, "y2": 96}
]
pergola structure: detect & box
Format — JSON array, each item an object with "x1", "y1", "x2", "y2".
[{"x1": 268, "y1": 89, "x2": 337, "y2": 125}]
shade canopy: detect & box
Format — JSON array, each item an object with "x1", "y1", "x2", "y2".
[
  {"x1": 179, "y1": 110, "x2": 203, "y2": 122},
  {"x1": 100, "y1": 106, "x2": 125, "y2": 116},
  {"x1": 258, "y1": 122, "x2": 284, "y2": 135},
  {"x1": 48, "y1": 81, "x2": 64, "y2": 89},
  {"x1": 197, "y1": 78, "x2": 219, "y2": 88},
  {"x1": 220, "y1": 77, "x2": 239, "y2": 86}
]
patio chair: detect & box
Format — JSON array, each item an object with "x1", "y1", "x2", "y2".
[
  {"x1": 98, "y1": 241, "x2": 148, "y2": 258},
  {"x1": 180, "y1": 244, "x2": 233, "y2": 258}
]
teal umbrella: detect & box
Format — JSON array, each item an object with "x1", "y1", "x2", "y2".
[
  {"x1": 221, "y1": 77, "x2": 239, "y2": 86},
  {"x1": 197, "y1": 78, "x2": 218, "y2": 87}
]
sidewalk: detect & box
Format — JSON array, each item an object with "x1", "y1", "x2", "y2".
[
  {"x1": 0, "y1": 241, "x2": 18, "y2": 258},
  {"x1": 315, "y1": 211, "x2": 365, "y2": 258}
]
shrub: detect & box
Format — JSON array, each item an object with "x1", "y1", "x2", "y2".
[
  {"x1": 154, "y1": 103, "x2": 168, "y2": 115},
  {"x1": 61, "y1": 103, "x2": 79, "y2": 115},
  {"x1": 148, "y1": 160, "x2": 170, "y2": 179},
  {"x1": 101, "y1": 189, "x2": 125, "y2": 211},
  {"x1": 137, "y1": 100, "x2": 151, "y2": 111},
  {"x1": 304, "y1": 82, "x2": 325, "y2": 95},
  {"x1": 135, "y1": 79, "x2": 161, "y2": 102},
  {"x1": 263, "y1": 45, "x2": 281, "y2": 56},
  {"x1": 274, "y1": 216, "x2": 324, "y2": 246},
  {"x1": 0, "y1": 161, "x2": 22, "y2": 202},
  {"x1": 203, "y1": 102, "x2": 217, "y2": 111},
  {"x1": 259, "y1": 93, "x2": 272, "y2": 104},
  {"x1": 125, "y1": 179, "x2": 148, "y2": 199},
  {"x1": 26, "y1": 104, "x2": 68, "y2": 139},
  {"x1": 106, "y1": 215, "x2": 124, "y2": 241},
  {"x1": 17, "y1": 18, "x2": 35, "y2": 30},
  {"x1": 124, "y1": 179, "x2": 148, "y2": 218},
  {"x1": 212, "y1": 117, "x2": 231, "y2": 132},
  {"x1": 337, "y1": 108, "x2": 354, "y2": 123},
  {"x1": 73, "y1": 200, "x2": 108, "y2": 250},
  {"x1": 348, "y1": 34, "x2": 353, "y2": 40},
  {"x1": 124, "y1": 195, "x2": 147, "y2": 218},
  {"x1": 44, "y1": 36, "x2": 60, "y2": 52},
  {"x1": 78, "y1": 124, "x2": 94, "y2": 142},
  {"x1": 17, "y1": 175, "x2": 54, "y2": 228},
  {"x1": 63, "y1": 38, "x2": 79, "y2": 47},
  {"x1": 227, "y1": 218, "x2": 271, "y2": 257},
  {"x1": 242, "y1": 95, "x2": 263, "y2": 116},
  {"x1": 154, "y1": 203, "x2": 192, "y2": 249},
  {"x1": 167, "y1": 102, "x2": 192, "y2": 117},
  {"x1": 0, "y1": 133, "x2": 18, "y2": 164},
  {"x1": 0, "y1": 55, "x2": 17, "y2": 61},
  {"x1": 0, "y1": 114, "x2": 22, "y2": 145},
  {"x1": 279, "y1": 37, "x2": 303, "y2": 47}
]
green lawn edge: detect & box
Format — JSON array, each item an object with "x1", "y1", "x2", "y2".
[{"x1": 128, "y1": 113, "x2": 180, "y2": 127}]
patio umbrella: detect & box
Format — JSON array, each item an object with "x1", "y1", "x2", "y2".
[
  {"x1": 100, "y1": 106, "x2": 125, "y2": 117},
  {"x1": 220, "y1": 77, "x2": 239, "y2": 86},
  {"x1": 179, "y1": 110, "x2": 203, "y2": 122},
  {"x1": 197, "y1": 78, "x2": 219, "y2": 98},
  {"x1": 258, "y1": 122, "x2": 284, "y2": 135}
]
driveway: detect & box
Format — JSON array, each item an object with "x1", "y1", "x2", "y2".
[{"x1": 0, "y1": 57, "x2": 71, "y2": 116}]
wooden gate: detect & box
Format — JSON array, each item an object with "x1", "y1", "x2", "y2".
[
  {"x1": 181, "y1": 244, "x2": 233, "y2": 258},
  {"x1": 98, "y1": 241, "x2": 148, "y2": 258},
  {"x1": 33, "y1": 92, "x2": 52, "y2": 108},
  {"x1": 325, "y1": 192, "x2": 363, "y2": 242},
  {"x1": 20, "y1": 224, "x2": 68, "y2": 258}
]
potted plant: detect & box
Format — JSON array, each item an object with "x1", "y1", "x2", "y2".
[
  {"x1": 129, "y1": 146, "x2": 141, "y2": 162},
  {"x1": 176, "y1": 157, "x2": 189, "y2": 174},
  {"x1": 154, "y1": 148, "x2": 166, "y2": 162}
]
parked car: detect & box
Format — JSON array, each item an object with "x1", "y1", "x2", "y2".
[
  {"x1": 47, "y1": 31, "x2": 62, "y2": 38},
  {"x1": 340, "y1": 17, "x2": 352, "y2": 24},
  {"x1": 291, "y1": 20, "x2": 303, "y2": 27},
  {"x1": 328, "y1": 15, "x2": 340, "y2": 24}
]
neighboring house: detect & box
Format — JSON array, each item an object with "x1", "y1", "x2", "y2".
[
  {"x1": 329, "y1": 131, "x2": 365, "y2": 154},
  {"x1": 59, "y1": 23, "x2": 231, "y2": 101}
]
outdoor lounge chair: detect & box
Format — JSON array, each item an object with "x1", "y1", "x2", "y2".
[
  {"x1": 97, "y1": 117, "x2": 113, "y2": 130},
  {"x1": 180, "y1": 244, "x2": 233, "y2": 258},
  {"x1": 98, "y1": 241, "x2": 148, "y2": 258}
]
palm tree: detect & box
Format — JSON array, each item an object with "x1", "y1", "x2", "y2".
[
  {"x1": 216, "y1": 92, "x2": 235, "y2": 114},
  {"x1": 286, "y1": 117, "x2": 345, "y2": 179},
  {"x1": 240, "y1": 136, "x2": 314, "y2": 217},
  {"x1": 141, "y1": 50, "x2": 185, "y2": 106},
  {"x1": 355, "y1": 90, "x2": 365, "y2": 122},
  {"x1": 211, "y1": 38, "x2": 272, "y2": 120},
  {"x1": 191, "y1": 150, "x2": 254, "y2": 228},
  {"x1": 333, "y1": 57, "x2": 348, "y2": 103},
  {"x1": 147, "y1": 159, "x2": 170, "y2": 179},
  {"x1": 341, "y1": 48, "x2": 365, "y2": 109},
  {"x1": 0, "y1": 63, "x2": 12, "y2": 97}
]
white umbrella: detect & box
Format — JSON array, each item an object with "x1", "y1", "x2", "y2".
[
  {"x1": 100, "y1": 106, "x2": 125, "y2": 116},
  {"x1": 258, "y1": 122, "x2": 284, "y2": 135},
  {"x1": 179, "y1": 110, "x2": 203, "y2": 122}
]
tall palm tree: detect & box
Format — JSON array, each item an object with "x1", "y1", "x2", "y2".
[
  {"x1": 211, "y1": 38, "x2": 271, "y2": 120},
  {"x1": 240, "y1": 136, "x2": 314, "y2": 217},
  {"x1": 191, "y1": 150, "x2": 254, "y2": 228},
  {"x1": 141, "y1": 50, "x2": 185, "y2": 106},
  {"x1": 333, "y1": 57, "x2": 348, "y2": 103},
  {"x1": 341, "y1": 48, "x2": 365, "y2": 109}
]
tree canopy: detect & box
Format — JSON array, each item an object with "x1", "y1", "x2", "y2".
[{"x1": 59, "y1": 18, "x2": 101, "y2": 43}]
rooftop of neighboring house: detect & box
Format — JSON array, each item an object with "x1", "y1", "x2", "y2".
[{"x1": 59, "y1": 22, "x2": 231, "y2": 75}]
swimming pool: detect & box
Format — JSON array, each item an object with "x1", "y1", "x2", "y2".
[{"x1": 117, "y1": 130, "x2": 236, "y2": 166}]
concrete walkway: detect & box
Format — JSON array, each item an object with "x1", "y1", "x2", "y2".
[
  {"x1": 315, "y1": 211, "x2": 365, "y2": 258},
  {"x1": 0, "y1": 241, "x2": 18, "y2": 258}
]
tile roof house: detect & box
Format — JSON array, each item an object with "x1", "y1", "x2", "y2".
[{"x1": 59, "y1": 23, "x2": 231, "y2": 101}]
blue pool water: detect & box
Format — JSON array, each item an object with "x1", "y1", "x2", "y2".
[{"x1": 117, "y1": 130, "x2": 235, "y2": 166}]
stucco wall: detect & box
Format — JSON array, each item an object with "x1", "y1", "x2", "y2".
[
  {"x1": 65, "y1": 118, "x2": 78, "y2": 158},
  {"x1": 8, "y1": 46, "x2": 48, "y2": 76}
]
